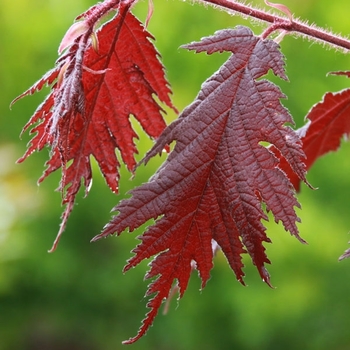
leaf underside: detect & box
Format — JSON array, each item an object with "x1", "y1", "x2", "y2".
[
  {"x1": 93, "y1": 26, "x2": 308, "y2": 344},
  {"x1": 14, "y1": 5, "x2": 176, "y2": 251}
]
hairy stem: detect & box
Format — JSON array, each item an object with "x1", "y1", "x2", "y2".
[
  {"x1": 84, "y1": 0, "x2": 136, "y2": 26},
  {"x1": 197, "y1": 0, "x2": 350, "y2": 51}
]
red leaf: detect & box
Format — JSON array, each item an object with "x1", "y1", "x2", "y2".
[
  {"x1": 274, "y1": 72, "x2": 350, "y2": 260},
  {"x1": 13, "y1": 3, "x2": 176, "y2": 251},
  {"x1": 93, "y1": 26, "x2": 307, "y2": 343},
  {"x1": 277, "y1": 72, "x2": 350, "y2": 191}
]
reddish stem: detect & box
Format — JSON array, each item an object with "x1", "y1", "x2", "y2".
[
  {"x1": 198, "y1": 0, "x2": 350, "y2": 51},
  {"x1": 84, "y1": 0, "x2": 136, "y2": 26}
]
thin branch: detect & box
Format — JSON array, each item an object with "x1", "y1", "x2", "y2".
[{"x1": 196, "y1": 0, "x2": 350, "y2": 52}]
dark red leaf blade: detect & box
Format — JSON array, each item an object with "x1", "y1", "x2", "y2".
[
  {"x1": 271, "y1": 72, "x2": 350, "y2": 260},
  {"x1": 277, "y1": 77, "x2": 350, "y2": 191},
  {"x1": 93, "y1": 26, "x2": 307, "y2": 343},
  {"x1": 13, "y1": 4, "x2": 176, "y2": 251}
]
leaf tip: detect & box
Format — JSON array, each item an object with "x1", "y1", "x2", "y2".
[
  {"x1": 327, "y1": 71, "x2": 350, "y2": 79},
  {"x1": 47, "y1": 230, "x2": 62, "y2": 253},
  {"x1": 48, "y1": 200, "x2": 75, "y2": 252},
  {"x1": 260, "y1": 266, "x2": 274, "y2": 288},
  {"x1": 145, "y1": 0, "x2": 154, "y2": 30},
  {"x1": 339, "y1": 241, "x2": 350, "y2": 261},
  {"x1": 122, "y1": 293, "x2": 162, "y2": 344},
  {"x1": 91, "y1": 223, "x2": 114, "y2": 242},
  {"x1": 10, "y1": 93, "x2": 27, "y2": 108},
  {"x1": 90, "y1": 234, "x2": 101, "y2": 243}
]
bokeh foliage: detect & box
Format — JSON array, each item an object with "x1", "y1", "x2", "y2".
[{"x1": 1, "y1": 0, "x2": 350, "y2": 349}]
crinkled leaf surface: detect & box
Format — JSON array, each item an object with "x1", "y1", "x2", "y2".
[
  {"x1": 13, "y1": 4, "x2": 175, "y2": 251},
  {"x1": 93, "y1": 26, "x2": 308, "y2": 344}
]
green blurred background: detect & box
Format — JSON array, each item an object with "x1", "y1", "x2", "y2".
[{"x1": 1, "y1": 0, "x2": 350, "y2": 349}]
